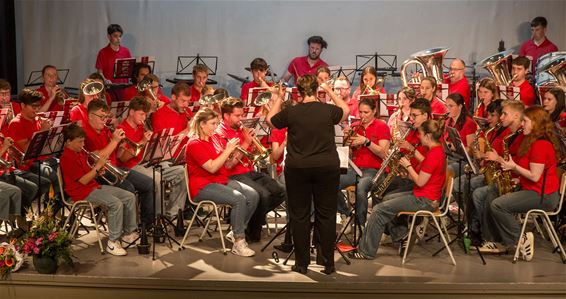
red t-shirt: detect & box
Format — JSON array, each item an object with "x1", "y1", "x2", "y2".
[
  {"x1": 517, "y1": 139, "x2": 559, "y2": 194},
  {"x1": 82, "y1": 121, "x2": 117, "y2": 165},
  {"x1": 270, "y1": 127, "x2": 287, "y2": 175},
  {"x1": 404, "y1": 128, "x2": 429, "y2": 168},
  {"x1": 487, "y1": 126, "x2": 508, "y2": 155},
  {"x1": 122, "y1": 85, "x2": 138, "y2": 101},
  {"x1": 430, "y1": 97, "x2": 447, "y2": 115},
  {"x1": 185, "y1": 136, "x2": 229, "y2": 199},
  {"x1": 190, "y1": 85, "x2": 200, "y2": 103},
  {"x1": 351, "y1": 119, "x2": 391, "y2": 169},
  {"x1": 36, "y1": 86, "x2": 63, "y2": 112},
  {"x1": 157, "y1": 94, "x2": 171, "y2": 105},
  {"x1": 117, "y1": 119, "x2": 144, "y2": 169},
  {"x1": 241, "y1": 81, "x2": 260, "y2": 103},
  {"x1": 445, "y1": 77, "x2": 471, "y2": 108},
  {"x1": 445, "y1": 116, "x2": 477, "y2": 147},
  {"x1": 287, "y1": 56, "x2": 328, "y2": 85},
  {"x1": 475, "y1": 103, "x2": 487, "y2": 118},
  {"x1": 413, "y1": 145, "x2": 446, "y2": 201},
  {"x1": 95, "y1": 44, "x2": 133, "y2": 84},
  {"x1": 519, "y1": 39, "x2": 559, "y2": 73},
  {"x1": 69, "y1": 104, "x2": 88, "y2": 126},
  {"x1": 351, "y1": 86, "x2": 387, "y2": 118},
  {"x1": 513, "y1": 80, "x2": 536, "y2": 107},
  {"x1": 60, "y1": 147, "x2": 100, "y2": 201},
  {"x1": 215, "y1": 122, "x2": 253, "y2": 175},
  {"x1": 152, "y1": 104, "x2": 189, "y2": 135}
]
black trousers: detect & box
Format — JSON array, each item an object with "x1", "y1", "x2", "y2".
[{"x1": 284, "y1": 165, "x2": 339, "y2": 268}]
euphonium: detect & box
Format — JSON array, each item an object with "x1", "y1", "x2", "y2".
[
  {"x1": 498, "y1": 128, "x2": 523, "y2": 196},
  {"x1": 480, "y1": 123, "x2": 502, "y2": 185},
  {"x1": 536, "y1": 55, "x2": 566, "y2": 86},
  {"x1": 400, "y1": 47, "x2": 449, "y2": 86},
  {"x1": 83, "y1": 148, "x2": 129, "y2": 185}
]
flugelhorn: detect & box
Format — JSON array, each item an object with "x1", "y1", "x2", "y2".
[
  {"x1": 122, "y1": 137, "x2": 145, "y2": 157},
  {"x1": 137, "y1": 78, "x2": 161, "y2": 110},
  {"x1": 82, "y1": 148, "x2": 129, "y2": 185}
]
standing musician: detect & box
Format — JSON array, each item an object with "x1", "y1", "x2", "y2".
[
  {"x1": 444, "y1": 59, "x2": 471, "y2": 108},
  {"x1": 420, "y1": 76, "x2": 447, "y2": 115},
  {"x1": 240, "y1": 58, "x2": 272, "y2": 103},
  {"x1": 387, "y1": 87, "x2": 416, "y2": 141},
  {"x1": 6, "y1": 89, "x2": 56, "y2": 200},
  {"x1": 351, "y1": 66, "x2": 386, "y2": 107},
  {"x1": 189, "y1": 64, "x2": 209, "y2": 103},
  {"x1": 475, "y1": 78, "x2": 498, "y2": 118},
  {"x1": 36, "y1": 65, "x2": 65, "y2": 112},
  {"x1": 267, "y1": 75, "x2": 349, "y2": 275},
  {"x1": 117, "y1": 97, "x2": 188, "y2": 218},
  {"x1": 337, "y1": 98, "x2": 391, "y2": 229},
  {"x1": 281, "y1": 35, "x2": 329, "y2": 85},
  {"x1": 60, "y1": 123, "x2": 138, "y2": 256},
  {"x1": 483, "y1": 106, "x2": 561, "y2": 261},
  {"x1": 472, "y1": 100, "x2": 525, "y2": 252},
  {"x1": 95, "y1": 24, "x2": 132, "y2": 84},
  {"x1": 519, "y1": 16, "x2": 559, "y2": 74},
  {"x1": 82, "y1": 99, "x2": 155, "y2": 227},
  {"x1": 185, "y1": 108, "x2": 259, "y2": 257},
  {"x1": 70, "y1": 79, "x2": 103, "y2": 126},
  {"x1": 511, "y1": 56, "x2": 536, "y2": 107},
  {"x1": 122, "y1": 62, "x2": 152, "y2": 101},
  {"x1": 152, "y1": 82, "x2": 193, "y2": 135},
  {"x1": 216, "y1": 97, "x2": 286, "y2": 243},
  {"x1": 350, "y1": 119, "x2": 447, "y2": 260}
]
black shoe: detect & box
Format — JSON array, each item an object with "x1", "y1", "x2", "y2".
[
  {"x1": 399, "y1": 234, "x2": 415, "y2": 257},
  {"x1": 245, "y1": 227, "x2": 262, "y2": 244},
  {"x1": 274, "y1": 243, "x2": 293, "y2": 253},
  {"x1": 320, "y1": 266, "x2": 336, "y2": 275},
  {"x1": 291, "y1": 265, "x2": 307, "y2": 274}
]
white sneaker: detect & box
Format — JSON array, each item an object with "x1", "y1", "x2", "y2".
[
  {"x1": 415, "y1": 218, "x2": 429, "y2": 241},
  {"x1": 478, "y1": 241, "x2": 506, "y2": 253},
  {"x1": 519, "y1": 232, "x2": 534, "y2": 262},
  {"x1": 231, "y1": 239, "x2": 255, "y2": 257},
  {"x1": 121, "y1": 232, "x2": 139, "y2": 245},
  {"x1": 225, "y1": 231, "x2": 235, "y2": 244},
  {"x1": 107, "y1": 239, "x2": 127, "y2": 256}
]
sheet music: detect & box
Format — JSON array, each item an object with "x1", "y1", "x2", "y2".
[{"x1": 336, "y1": 146, "x2": 349, "y2": 170}]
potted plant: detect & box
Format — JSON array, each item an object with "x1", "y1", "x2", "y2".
[
  {"x1": 0, "y1": 240, "x2": 24, "y2": 279},
  {"x1": 19, "y1": 206, "x2": 73, "y2": 274}
]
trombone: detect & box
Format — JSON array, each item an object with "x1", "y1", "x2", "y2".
[{"x1": 82, "y1": 148, "x2": 129, "y2": 185}]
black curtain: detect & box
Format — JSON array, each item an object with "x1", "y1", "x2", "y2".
[{"x1": 0, "y1": 0, "x2": 17, "y2": 90}]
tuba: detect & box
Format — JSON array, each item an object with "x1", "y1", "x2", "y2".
[
  {"x1": 83, "y1": 148, "x2": 129, "y2": 185},
  {"x1": 536, "y1": 54, "x2": 566, "y2": 86},
  {"x1": 480, "y1": 51, "x2": 514, "y2": 86},
  {"x1": 400, "y1": 47, "x2": 449, "y2": 86}
]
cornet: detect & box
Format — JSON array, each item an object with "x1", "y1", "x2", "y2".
[
  {"x1": 82, "y1": 148, "x2": 129, "y2": 185},
  {"x1": 54, "y1": 85, "x2": 71, "y2": 106}
]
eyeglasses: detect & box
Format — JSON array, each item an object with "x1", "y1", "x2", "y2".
[
  {"x1": 449, "y1": 67, "x2": 465, "y2": 71},
  {"x1": 92, "y1": 113, "x2": 110, "y2": 120},
  {"x1": 0, "y1": 91, "x2": 10, "y2": 97},
  {"x1": 409, "y1": 113, "x2": 423, "y2": 119}
]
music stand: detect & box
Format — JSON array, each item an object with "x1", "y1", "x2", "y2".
[
  {"x1": 63, "y1": 99, "x2": 78, "y2": 123},
  {"x1": 37, "y1": 111, "x2": 65, "y2": 127},
  {"x1": 166, "y1": 54, "x2": 218, "y2": 85},
  {"x1": 137, "y1": 56, "x2": 156, "y2": 73},
  {"x1": 25, "y1": 69, "x2": 70, "y2": 88},
  {"x1": 113, "y1": 57, "x2": 136, "y2": 80},
  {"x1": 328, "y1": 65, "x2": 357, "y2": 85},
  {"x1": 355, "y1": 53, "x2": 399, "y2": 82},
  {"x1": 109, "y1": 101, "x2": 130, "y2": 122},
  {"x1": 497, "y1": 85, "x2": 521, "y2": 101},
  {"x1": 241, "y1": 117, "x2": 260, "y2": 130}
]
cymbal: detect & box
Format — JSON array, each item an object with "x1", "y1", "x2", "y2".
[
  {"x1": 244, "y1": 67, "x2": 276, "y2": 76},
  {"x1": 227, "y1": 73, "x2": 250, "y2": 84}
]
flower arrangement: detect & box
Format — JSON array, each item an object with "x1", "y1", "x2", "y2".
[
  {"x1": 19, "y1": 206, "x2": 73, "y2": 270},
  {"x1": 0, "y1": 241, "x2": 24, "y2": 279}
]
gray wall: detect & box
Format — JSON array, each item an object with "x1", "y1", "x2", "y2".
[{"x1": 15, "y1": 0, "x2": 565, "y2": 96}]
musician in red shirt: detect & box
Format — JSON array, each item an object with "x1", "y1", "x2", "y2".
[
  {"x1": 95, "y1": 24, "x2": 132, "y2": 84},
  {"x1": 185, "y1": 108, "x2": 258, "y2": 257},
  {"x1": 122, "y1": 63, "x2": 152, "y2": 101},
  {"x1": 281, "y1": 35, "x2": 329, "y2": 85},
  {"x1": 511, "y1": 56, "x2": 536, "y2": 107},
  {"x1": 420, "y1": 77, "x2": 447, "y2": 115},
  {"x1": 351, "y1": 119, "x2": 446, "y2": 259},
  {"x1": 444, "y1": 59, "x2": 471, "y2": 108},
  {"x1": 474, "y1": 78, "x2": 497, "y2": 118},
  {"x1": 485, "y1": 106, "x2": 560, "y2": 261},
  {"x1": 70, "y1": 79, "x2": 104, "y2": 126},
  {"x1": 60, "y1": 123, "x2": 137, "y2": 256},
  {"x1": 0, "y1": 79, "x2": 19, "y2": 124},
  {"x1": 519, "y1": 16, "x2": 559, "y2": 73},
  {"x1": 190, "y1": 64, "x2": 209, "y2": 103},
  {"x1": 338, "y1": 98, "x2": 391, "y2": 228},
  {"x1": 333, "y1": 77, "x2": 356, "y2": 118},
  {"x1": 152, "y1": 82, "x2": 192, "y2": 135},
  {"x1": 216, "y1": 97, "x2": 286, "y2": 243},
  {"x1": 351, "y1": 67, "x2": 386, "y2": 110},
  {"x1": 241, "y1": 58, "x2": 272, "y2": 104},
  {"x1": 36, "y1": 65, "x2": 64, "y2": 112},
  {"x1": 118, "y1": 97, "x2": 187, "y2": 217}
]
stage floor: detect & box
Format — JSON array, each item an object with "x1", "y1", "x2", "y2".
[{"x1": 2, "y1": 219, "x2": 566, "y2": 298}]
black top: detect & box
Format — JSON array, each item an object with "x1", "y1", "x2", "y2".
[{"x1": 271, "y1": 101, "x2": 343, "y2": 169}]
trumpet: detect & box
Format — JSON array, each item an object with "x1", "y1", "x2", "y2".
[
  {"x1": 361, "y1": 79, "x2": 384, "y2": 95},
  {"x1": 55, "y1": 85, "x2": 71, "y2": 106},
  {"x1": 342, "y1": 124, "x2": 365, "y2": 147},
  {"x1": 82, "y1": 148, "x2": 129, "y2": 185},
  {"x1": 0, "y1": 135, "x2": 25, "y2": 164}
]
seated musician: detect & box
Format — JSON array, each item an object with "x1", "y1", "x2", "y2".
[
  {"x1": 315, "y1": 66, "x2": 331, "y2": 103},
  {"x1": 483, "y1": 106, "x2": 561, "y2": 261},
  {"x1": 83, "y1": 99, "x2": 154, "y2": 227},
  {"x1": 0, "y1": 79, "x2": 18, "y2": 117},
  {"x1": 87, "y1": 73, "x2": 112, "y2": 105},
  {"x1": 70, "y1": 79, "x2": 104, "y2": 126},
  {"x1": 474, "y1": 78, "x2": 497, "y2": 118},
  {"x1": 60, "y1": 123, "x2": 137, "y2": 256},
  {"x1": 420, "y1": 76, "x2": 447, "y2": 115},
  {"x1": 444, "y1": 59, "x2": 471, "y2": 108},
  {"x1": 122, "y1": 63, "x2": 152, "y2": 101},
  {"x1": 240, "y1": 58, "x2": 272, "y2": 104},
  {"x1": 95, "y1": 24, "x2": 132, "y2": 84},
  {"x1": 542, "y1": 87, "x2": 566, "y2": 165},
  {"x1": 152, "y1": 82, "x2": 192, "y2": 135},
  {"x1": 444, "y1": 93, "x2": 478, "y2": 175},
  {"x1": 0, "y1": 179, "x2": 24, "y2": 235},
  {"x1": 117, "y1": 96, "x2": 187, "y2": 218},
  {"x1": 511, "y1": 56, "x2": 536, "y2": 107},
  {"x1": 387, "y1": 87, "x2": 416, "y2": 140},
  {"x1": 351, "y1": 66, "x2": 386, "y2": 110},
  {"x1": 333, "y1": 77, "x2": 355, "y2": 117},
  {"x1": 36, "y1": 65, "x2": 65, "y2": 112},
  {"x1": 350, "y1": 119, "x2": 446, "y2": 259},
  {"x1": 338, "y1": 98, "x2": 390, "y2": 230},
  {"x1": 281, "y1": 35, "x2": 329, "y2": 85},
  {"x1": 189, "y1": 64, "x2": 209, "y2": 103},
  {"x1": 216, "y1": 97, "x2": 286, "y2": 243},
  {"x1": 185, "y1": 108, "x2": 259, "y2": 257},
  {"x1": 139, "y1": 74, "x2": 170, "y2": 112},
  {"x1": 472, "y1": 100, "x2": 525, "y2": 251},
  {"x1": 7, "y1": 89, "x2": 57, "y2": 201}
]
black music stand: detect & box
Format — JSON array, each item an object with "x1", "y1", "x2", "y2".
[
  {"x1": 109, "y1": 101, "x2": 130, "y2": 122},
  {"x1": 355, "y1": 53, "x2": 399, "y2": 80},
  {"x1": 166, "y1": 54, "x2": 218, "y2": 85},
  {"x1": 25, "y1": 69, "x2": 69, "y2": 88},
  {"x1": 335, "y1": 159, "x2": 364, "y2": 249},
  {"x1": 328, "y1": 66, "x2": 357, "y2": 85}
]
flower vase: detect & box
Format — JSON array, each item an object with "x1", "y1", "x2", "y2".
[{"x1": 33, "y1": 255, "x2": 58, "y2": 274}]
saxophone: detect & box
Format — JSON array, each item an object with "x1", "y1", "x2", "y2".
[
  {"x1": 371, "y1": 128, "x2": 413, "y2": 199},
  {"x1": 498, "y1": 128, "x2": 523, "y2": 196},
  {"x1": 480, "y1": 123, "x2": 502, "y2": 185}
]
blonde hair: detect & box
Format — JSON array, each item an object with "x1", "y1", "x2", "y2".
[{"x1": 189, "y1": 107, "x2": 218, "y2": 139}]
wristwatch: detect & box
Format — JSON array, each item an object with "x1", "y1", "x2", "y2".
[{"x1": 364, "y1": 138, "x2": 371, "y2": 147}]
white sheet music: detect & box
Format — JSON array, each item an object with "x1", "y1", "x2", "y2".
[{"x1": 336, "y1": 146, "x2": 349, "y2": 170}]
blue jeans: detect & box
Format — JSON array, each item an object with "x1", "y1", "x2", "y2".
[
  {"x1": 112, "y1": 168, "x2": 155, "y2": 226},
  {"x1": 193, "y1": 179, "x2": 259, "y2": 239},
  {"x1": 0, "y1": 181, "x2": 21, "y2": 220},
  {"x1": 489, "y1": 190, "x2": 559, "y2": 246},
  {"x1": 86, "y1": 185, "x2": 137, "y2": 241},
  {"x1": 359, "y1": 192, "x2": 437, "y2": 259},
  {"x1": 337, "y1": 167, "x2": 377, "y2": 226}
]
